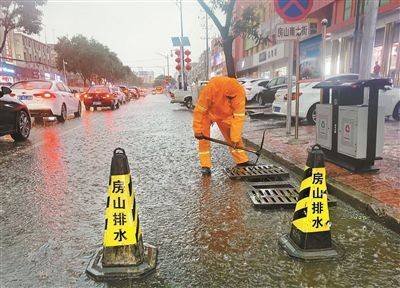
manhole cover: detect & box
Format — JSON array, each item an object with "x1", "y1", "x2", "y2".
[
  {"x1": 248, "y1": 187, "x2": 337, "y2": 209},
  {"x1": 224, "y1": 165, "x2": 289, "y2": 181}
]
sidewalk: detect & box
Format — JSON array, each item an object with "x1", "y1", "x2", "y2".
[{"x1": 242, "y1": 117, "x2": 400, "y2": 233}]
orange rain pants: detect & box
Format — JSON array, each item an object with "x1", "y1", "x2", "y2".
[{"x1": 193, "y1": 76, "x2": 249, "y2": 168}]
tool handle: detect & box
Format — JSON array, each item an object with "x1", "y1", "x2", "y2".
[{"x1": 202, "y1": 136, "x2": 259, "y2": 155}]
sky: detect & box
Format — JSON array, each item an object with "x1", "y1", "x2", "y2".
[{"x1": 37, "y1": 0, "x2": 219, "y2": 76}]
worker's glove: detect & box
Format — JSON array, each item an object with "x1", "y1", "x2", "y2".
[{"x1": 195, "y1": 133, "x2": 204, "y2": 140}]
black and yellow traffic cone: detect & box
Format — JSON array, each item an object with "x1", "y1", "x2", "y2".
[
  {"x1": 279, "y1": 145, "x2": 341, "y2": 260},
  {"x1": 86, "y1": 148, "x2": 158, "y2": 281}
]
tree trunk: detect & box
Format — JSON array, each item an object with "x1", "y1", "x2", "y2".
[
  {"x1": 0, "y1": 29, "x2": 10, "y2": 54},
  {"x1": 222, "y1": 37, "x2": 236, "y2": 78}
]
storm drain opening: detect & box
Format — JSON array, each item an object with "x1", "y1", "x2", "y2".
[
  {"x1": 247, "y1": 187, "x2": 337, "y2": 209},
  {"x1": 224, "y1": 165, "x2": 289, "y2": 181}
]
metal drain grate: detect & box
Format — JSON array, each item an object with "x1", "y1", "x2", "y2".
[
  {"x1": 246, "y1": 180, "x2": 293, "y2": 189},
  {"x1": 224, "y1": 165, "x2": 289, "y2": 181},
  {"x1": 248, "y1": 187, "x2": 337, "y2": 209}
]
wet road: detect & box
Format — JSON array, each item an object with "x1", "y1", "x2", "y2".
[{"x1": 1, "y1": 94, "x2": 399, "y2": 288}]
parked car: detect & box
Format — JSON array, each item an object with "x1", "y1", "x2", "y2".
[
  {"x1": 155, "y1": 86, "x2": 163, "y2": 94},
  {"x1": 139, "y1": 87, "x2": 146, "y2": 97},
  {"x1": 257, "y1": 76, "x2": 296, "y2": 106},
  {"x1": 170, "y1": 81, "x2": 208, "y2": 109},
  {"x1": 238, "y1": 78, "x2": 260, "y2": 100},
  {"x1": 10, "y1": 80, "x2": 81, "y2": 122},
  {"x1": 111, "y1": 86, "x2": 126, "y2": 104},
  {"x1": 82, "y1": 85, "x2": 120, "y2": 110},
  {"x1": 119, "y1": 85, "x2": 132, "y2": 101},
  {"x1": 272, "y1": 74, "x2": 400, "y2": 124},
  {"x1": 0, "y1": 86, "x2": 31, "y2": 141},
  {"x1": 247, "y1": 79, "x2": 270, "y2": 102},
  {"x1": 129, "y1": 86, "x2": 140, "y2": 99}
]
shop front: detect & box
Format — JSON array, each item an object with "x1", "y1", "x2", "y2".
[{"x1": 0, "y1": 62, "x2": 17, "y2": 84}]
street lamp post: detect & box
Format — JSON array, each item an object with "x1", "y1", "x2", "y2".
[
  {"x1": 156, "y1": 53, "x2": 170, "y2": 76},
  {"x1": 179, "y1": 0, "x2": 186, "y2": 91},
  {"x1": 62, "y1": 59, "x2": 68, "y2": 85}
]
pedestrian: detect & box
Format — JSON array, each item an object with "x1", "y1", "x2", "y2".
[
  {"x1": 373, "y1": 61, "x2": 381, "y2": 77},
  {"x1": 193, "y1": 76, "x2": 254, "y2": 175}
]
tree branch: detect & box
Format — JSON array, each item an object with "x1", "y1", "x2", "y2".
[
  {"x1": 197, "y1": 0, "x2": 224, "y2": 34},
  {"x1": 224, "y1": 0, "x2": 236, "y2": 34}
]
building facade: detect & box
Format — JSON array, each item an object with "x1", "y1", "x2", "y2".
[
  {"x1": 0, "y1": 30, "x2": 64, "y2": 84},
  {"x1": 232, "y1": 0, "x2": 399, "y2": 83}
]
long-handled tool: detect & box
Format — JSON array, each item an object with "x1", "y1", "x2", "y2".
[{"x1": 201, "y1": 129, "x2": 267, "y2": 165}]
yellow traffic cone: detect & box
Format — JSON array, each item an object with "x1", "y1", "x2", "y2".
[
  {"x1": 279, "y1": 145, "x2": 341, "y2": 260},
  {"x1": 86, "y1": 148, "x2": 158, "y2": 281}
]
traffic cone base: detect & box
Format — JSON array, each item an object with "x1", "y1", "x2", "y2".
[
  {"x1": 279, "y1": 233, "x2": 341, "y2": 261},
  {"x1": 279, "y1": 145, "x2": 342, "y2": 261},
  {"x1": 85, "y1": 148, "x2": 158, "y2": 282},
  {"x1": 86, "y1": 243, "x2": 158, "y2": 281}
]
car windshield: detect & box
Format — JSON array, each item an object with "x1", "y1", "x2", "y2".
[
  {"x1": 88, "y1": 86, "x2": 109, "y2": 93},
  {"x1": 11, "y1": 81, "x2": 52, "y2": 90}
]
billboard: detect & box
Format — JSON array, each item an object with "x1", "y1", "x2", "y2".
[{"x1": 299, "y1": 34, "x2": 322, "y2": 80}]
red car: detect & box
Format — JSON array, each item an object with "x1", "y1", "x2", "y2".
[{"x1": 82, "y1": 85, "x2": 120, "y2": 111}]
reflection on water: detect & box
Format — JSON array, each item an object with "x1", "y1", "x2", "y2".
[{"x1": 36, "y1": 128, "x2": 68, "y2": 225}]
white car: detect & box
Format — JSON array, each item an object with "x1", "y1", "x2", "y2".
[
  {"x1": 10, "y1": 80, "x2": 81, "y2": 122},
  {"x1": 170, "y1": 81, "x2": 208, "y2": 109},
  {"x1": 247, "y1": 79, "x2": 270, "y2": 102},
  {"x1": 111, "y1": 86, "x2": 127, "y2": 104},
  {"x1": 272, "y1": 74, "x2": 400, "y2": 124},
  {"x1": 238, "y1": 78, "x2": 261, "y2": 101}
]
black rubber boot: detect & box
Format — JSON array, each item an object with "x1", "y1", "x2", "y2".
[
  {"x1": 201, "y1": 167, "x2": 211, "y2": 175},
  {"x1": 236, "y1": 161, "x2": 256, "y2": 167}
]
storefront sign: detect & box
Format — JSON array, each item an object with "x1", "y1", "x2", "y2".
[
  {"x1": 0, "y1": 62, "x2": 16, "y2": 76},
  {"x1": 276, "y1": 23, "x2": 310, "y2": 41},
  {"x1": 257, "y1": 43, "x2": 285, "y2": 65}
]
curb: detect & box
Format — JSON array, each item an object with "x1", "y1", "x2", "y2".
[{"x1": 243, "y1": 137, "x2": 400, "y2": 234}]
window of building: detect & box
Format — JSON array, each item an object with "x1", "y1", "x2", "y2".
[
  {"x1": 379, "y1": 0, "x2": 390, "y2": 6},
  {"x1": 344, "y1": 0, "x2": 352, "y2": 20}
]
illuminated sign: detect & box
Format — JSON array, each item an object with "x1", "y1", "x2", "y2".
[{"x1": 0, "y1": 67, "x2": 15, "y2": 74}]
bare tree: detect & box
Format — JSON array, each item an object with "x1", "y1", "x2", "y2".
[{"x1": 197, "y1": 0, "x2": 262, "y2": 78}]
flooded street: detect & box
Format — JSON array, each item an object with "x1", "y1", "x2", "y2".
[{"x1": 1, "y1": 95, "x2": 399, "y2": 288}]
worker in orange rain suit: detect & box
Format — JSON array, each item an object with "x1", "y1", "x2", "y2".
[{"x1": 193, "y1": 76, "x2": 253, "y2": 175}]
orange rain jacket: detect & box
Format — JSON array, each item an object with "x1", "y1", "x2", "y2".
[{"x1": 193, "y1": 76, "x2": 246, "y2": 143}]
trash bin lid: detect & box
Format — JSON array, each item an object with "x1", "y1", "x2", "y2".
[{"x1": 313, "y1": 78, "x2": 391, "y2": 90}]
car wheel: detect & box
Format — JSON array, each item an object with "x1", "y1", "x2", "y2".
[
  {"x1": 258, "y1": 94, "x2": 265, "y2": 106},
  {"x1": 11, "y1": 110, "x2": 31, "y2": 141},
  {"x1": 116, "y1": 102, "x2": 120, "y2": 109},
  {"x1": 57, "y1": 104, "x2": 67, "y2": 122},
  {"x1": 393, "y1": 102, "x2": 400, "y2": 121},
  {"x1": 74, "y1": 102, "x2": 82, "y2": 117},
  {"x1": 85, "y1": 105, "x2": 90, "y2": 111},
  {"x1": 306, "y1": 104, "x2": 317, "y2": 125},
  {"x1": 111, "y1": 103, "x2": 116, "y2": 110}
]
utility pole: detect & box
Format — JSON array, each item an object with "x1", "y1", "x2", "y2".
[
  {"x1": 359, "y1": 0, "x2": 379, "y2": 79},
  {"x1": 320, "y1": 19, "x2": 328, "y2": 103},
  {"x1": 351, "y1": 0, "x2": 363, "y2": 73},
  {"x1": 286, "y1": 41, "x2": 293, "y2": 135},
  {"x1": 156, "y1": 53, "x2": 170, "y2": 76},
  {"x1": 179, "y1": 0, "x2": 187, "y2": 90},
  {"x1": 205, "y1": 13, "x2": 209, "y2": 80}
]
